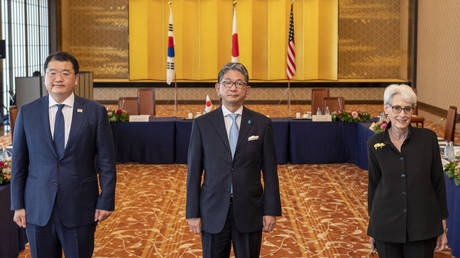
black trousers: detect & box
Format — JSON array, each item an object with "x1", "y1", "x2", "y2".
[
  {"x1": 375, "y1": 237, "x2": 437, "y2": 258},
  {"x1": 26, "y1": 208, "x2": 96, "y2": 258},
  {"x1": 201, "y1": 198, "x2": 262, "y2": 258}
]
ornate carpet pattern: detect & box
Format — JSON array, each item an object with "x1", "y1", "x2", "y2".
[{"x1": 17, "y1": 163, "x2": 453, "y2": 258}]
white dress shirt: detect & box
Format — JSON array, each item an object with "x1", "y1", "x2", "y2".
[
  {"x1": 49, "y1": 93, "x2": 74, "y2": 148},
  {"x1": 221, "y1": 104, "x2": 243, "y2": 138}
]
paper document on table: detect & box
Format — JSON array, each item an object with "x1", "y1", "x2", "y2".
[
  {"x1": 455, "y1": 146, "x2": 460, "y2": 155},
  {"x1": 129, "y1": 115, "x2": 150, "y2": 122},
  {"x1": 312, "y1": 115, "x2": 332, "y2": 122}
]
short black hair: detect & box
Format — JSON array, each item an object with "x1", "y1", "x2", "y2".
[
  {"x1": 43, "y1": 52, "x2": 79, "y2": 74},
  {"x1": 217, "y1": 62, "x2": 249, "y2": 83}
]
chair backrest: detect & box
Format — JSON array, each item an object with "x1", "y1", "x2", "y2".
[
  {"x1": 444, "y1": 106, "x2": 457, "y2": 142},
  {"x1": 323, "y1": 97, "x2": 345, "y2": 113},
  {"x1": 118, "y1": 97, "x2": 139, "y2": 115},
  {"x1": 9, "y1": 106, "x2": 18, "y2": 141},
  {"x1": 138, "y1": 89, "x2": 155, "y2": 116},
  {"x1": 311, "y1": 88, "x2": 329, "y2": 113},
  {"x1": 413, "y1": 105, "x2": 419, "y2": 115}
]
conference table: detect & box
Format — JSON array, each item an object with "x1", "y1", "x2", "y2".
[
  {"x1": 0, "y1": 184, "x2": 27, "y2": 258},
  {"x1": 111, "y1": 117, "x2": 372, "y2": 168},
  {"x1": 174, "y1": 118, "x2": 291, "y2": 164},
  {"x1": 445, "y1": 174, "x2": 460, "y2": 258},
  {"x1": 111, "y1": 118, "x2": 176, "y2": 164}
]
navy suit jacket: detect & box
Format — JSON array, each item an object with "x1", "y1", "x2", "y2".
[
  {"x1": 10, "y1": 95, "x2": 116, "y2": 227},
  {"x1": 186, "y1": 107, "x2": 282, "y2": 234}
]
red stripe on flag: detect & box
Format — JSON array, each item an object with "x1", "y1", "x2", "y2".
[
  {"x1": 168, "y1": 37, "x2": 174, "y2": 47},
  {"x1": 287, "y1": 56, "x2": 295, "y2": 68},
  {"x1": 232, "y1": 34, "x2": 239, "y2": 57}
]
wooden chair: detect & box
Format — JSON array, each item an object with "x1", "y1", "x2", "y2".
[
  {"x1": 138, "y1": 88, "x2": 155, "y2": 116},
  {"x1": 118, "y1": 97, "x2": 139, "y2": 115},
  {"x1": 323, "y1": 97, "x2": 345, "y2": 113},
  {"x1": 9, "y1": 106, "x2": 18, "y2": 141},
  {"x1": 311, "y1": 88, "x2": 329, "y2": 114},
  {"x1": 444, "y1": 106, "x2": 457, "y2": 142},
  {"x1": 410, "y1": 105, "x2": 424, "y2": 128}
]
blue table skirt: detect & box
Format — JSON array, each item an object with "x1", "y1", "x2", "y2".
[
  {"x1": 445, "y1": 175, "x2": 460, "y2": 258},
  {"x1": 175, "y1": 120, "x2": 193, "y2": 164},
  {"x1": 111, "y1": 119, "x2": 372, "y2": 169},
  {"x1": 271, "y1": 118, "x2": 290, "y2": 164},
  {"x1": 0, "y1": 184, "x2": 27, "y2": 258},
  {"x1": 174, "y1": 118, "x2": 289, "y2": 164},
  {"x1": 290, "y1": 120, "x2": 372, "y2": 169},
  {"x1": 111, "y1": 119, "x2": 176, "y2": 164}
]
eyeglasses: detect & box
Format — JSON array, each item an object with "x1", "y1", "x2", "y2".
[
  {"x1": 220, "y1": 80, "x2": 247, "y2": 89},
  {"x1": 391, "y1": 105, "x2": 414, "y2": 114},
  {"x1": 46, "y1": 70, "x2": 75, "y2": 78}
]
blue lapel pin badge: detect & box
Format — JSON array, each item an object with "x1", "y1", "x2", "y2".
[
  {"x1": 248, "y1": 120, "x2": 251, "y2": 125},
  {"x1": 77, "y1": 108, "x2": 83, "y2": 113}
]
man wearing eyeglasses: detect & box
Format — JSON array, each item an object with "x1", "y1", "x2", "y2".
[
  {"x1": 186, "y1": 62, "x2": 282, "y2": 257},
  {"x1": 10, "y1": 52, "x2": 116, "y2": 258}
]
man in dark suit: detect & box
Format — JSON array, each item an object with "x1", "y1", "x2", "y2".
[
  {"x1": 186, "y1": 62, "x2": 282, "y2": 258},
  {"x1": 10, "y1": 52, "x2": 116, "y2": 258}
]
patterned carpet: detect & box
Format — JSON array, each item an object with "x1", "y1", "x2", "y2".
[
  {"x1": 6, "y1": 104, "x2": 457, "y2": 257},
  {"x1": 15, "y1": 163, "x2": 453, "y2": 258}
]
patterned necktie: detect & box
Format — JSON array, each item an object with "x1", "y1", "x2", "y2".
[
  {"x1": 228, "y1": 113, "x2": 239, "y2": 159},
  {"x1": 54, "y1": 104, "x2": 65, "y2": 159}
]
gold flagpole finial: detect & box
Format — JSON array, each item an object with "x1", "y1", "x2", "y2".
[
  {"x1": 168, "y1": 1, "x2": 172, "y2": 6},
  {"x1": 233, "y1": 0, "x2": 237, "y2": 7}
]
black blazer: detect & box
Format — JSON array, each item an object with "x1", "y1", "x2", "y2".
[
  {"x1": 367, "y1": 124, "x2": 448, "y2": 243},
  {"x1": 186, "y1": 106, "x2": 282, "y2": 234}
]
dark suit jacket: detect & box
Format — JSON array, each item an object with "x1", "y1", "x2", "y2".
[
  {"x1": 186, "y1": 106, "x2": 281, "y2": 234},
  {"x1": 10, "y1": 95, "x2": 116, "y2": 227},
  {"x1": 367, "y1": 124, "x2": 448, "y2": 243}
]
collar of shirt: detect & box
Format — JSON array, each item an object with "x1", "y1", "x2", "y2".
[
  {"x1": 49, "y1": 93, "x2": 75, "y2": 109},
  {"x1": 221, "y1": 104, "x2": 243, "y2": 118},
  {"x1": 383, "y1": 121, "x2": 413, "y2": 145}
]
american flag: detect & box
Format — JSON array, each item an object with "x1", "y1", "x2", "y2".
[
  {"x1": 166, "y1": 6, "x2": 175, "y2": 85},
  {"x1": 231, "y1": 6, "x2": 239, "y2": 63},
  {"x1": 286, "y1": 2, "x2": 296, "y2": 80}
]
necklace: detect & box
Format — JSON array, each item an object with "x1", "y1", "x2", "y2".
[{"x1": 389, "y1": 128, "x2": 408, "y2": 142}]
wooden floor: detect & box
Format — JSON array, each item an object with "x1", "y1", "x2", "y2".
[{"x1": 2, "y1": 104, "x2": 456, "y2": 257}]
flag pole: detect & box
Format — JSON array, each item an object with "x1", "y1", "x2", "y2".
[
  {"x1": 174, "y1": 79, "x2": 177, "y2": 117},
  {"x1": 286, "y1": 0, "x2": 295, "y2": 117},
  {"x1": 231, "y1": 0, "x2": 239, "y2": 63},
  {"x1": 288, "y1": 81, "x2": 291, "y2": 116},
  {"x1": 167, "y1": 0, "x2": 176, "y2": 116}
]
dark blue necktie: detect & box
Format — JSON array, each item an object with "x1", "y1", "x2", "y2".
[{"x1": 54, "y1": 104, "x2": 65, "y2": 159}]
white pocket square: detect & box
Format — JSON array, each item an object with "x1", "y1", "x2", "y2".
[{"x1": 248, "y1": 135, "x2": 259, "y2": 141}]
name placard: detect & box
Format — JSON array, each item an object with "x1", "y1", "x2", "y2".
[
  {"x1": 312, "y1": 115, "x2": 332, "y2": 122},
  {"x1": 129, "y1": 115, "x2": 150, "y2": 122}
]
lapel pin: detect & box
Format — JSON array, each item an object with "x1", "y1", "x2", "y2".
[
  {"x1": 248, "y1": 120, "x2": 251, "y2": 125},
  {"x1": 77, "y1": 108, "x2": 83, "y2": 113}
]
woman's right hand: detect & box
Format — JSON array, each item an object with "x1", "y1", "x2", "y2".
[{"x1": 369, "y1": 237, "x2": 376, "y2": 251}]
